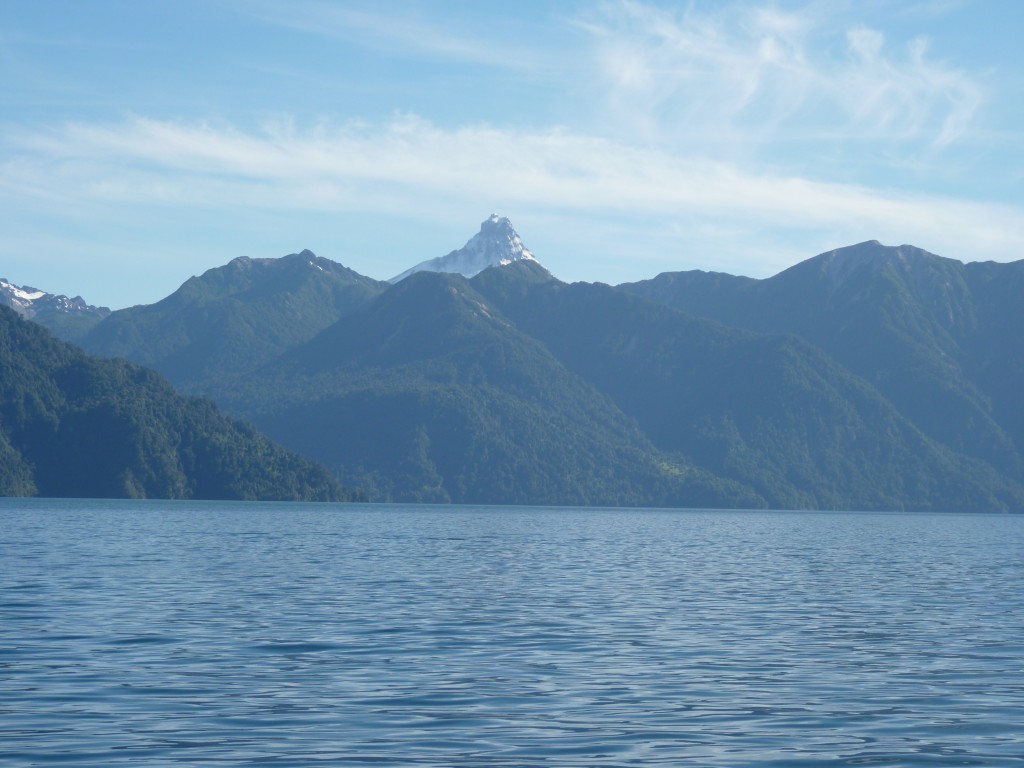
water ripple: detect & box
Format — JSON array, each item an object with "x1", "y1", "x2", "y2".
[{"x1": 1, "y1": 500, "x2": 1023, "y2": 766}]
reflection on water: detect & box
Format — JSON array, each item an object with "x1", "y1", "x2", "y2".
[{"x1": 2, "y1": 499, "x2": 1023, "y2": 766}]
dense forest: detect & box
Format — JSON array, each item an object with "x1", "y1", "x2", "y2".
[{"x1": 0, "y1": 306, "x2": 347, "y2": 501}]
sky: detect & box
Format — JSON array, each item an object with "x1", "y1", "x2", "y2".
[{"x1": 2, "y1": 0, "x2": 1023, "y2": 309}]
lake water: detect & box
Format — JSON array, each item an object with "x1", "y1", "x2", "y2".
[{"x1": 2, "y1": 500, "x2": 1023, "y2": 767}]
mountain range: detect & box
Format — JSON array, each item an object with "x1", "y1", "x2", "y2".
[{"x1": 11, "y1": 218, "x2": 1024, "y2": 510}]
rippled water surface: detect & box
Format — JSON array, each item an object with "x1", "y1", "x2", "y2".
[{"x1": 2, "y1": 500, "x2": 1023, "y2": 766}]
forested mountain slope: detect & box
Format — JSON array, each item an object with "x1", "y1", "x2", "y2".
[
  {"x1": 619, "y1": 241, "x2": 1024, "y2": 483},
  {"x1": 0, "y1": 306, "x2": 346, "y2": 501},
  {"x1": 473, "y1": 263, "x2": 1023, "y2": 511},
  {"x1": 215, "y1": 271, "x2": 759, "y2": 507},
  {"x1": 79, "y1": 251, "x2": 386, "y2": 390}
]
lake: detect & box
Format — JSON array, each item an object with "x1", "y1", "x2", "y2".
[{"x1": 2, "y1": 499, "x2": 1023, "y2": 766}]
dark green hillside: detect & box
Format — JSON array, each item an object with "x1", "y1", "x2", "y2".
[
  {"x1": 619, "y1": 242, "x2": 1024, "y2": 481},
  {"x1": 475, "y1": 264, "x2": 1024, "y2": 511},
  {"x1": 79, "y1": 250, "x2": 386, "y2": 390},
  {"x1": 31, "y1": 308, "x2": 107, "y2": 343},
  {"x1": 961, "y1": 259, "x2": 1024, "y2": 459},
  {"x1": 0, "y1": 306, "x2": 346, "y2": 500},
  {"x1": 219, "y1": 272, "x2": 760, "y2": 507}
]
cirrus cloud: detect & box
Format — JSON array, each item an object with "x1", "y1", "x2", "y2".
[
  {"x1": 577, "y1": 1, "x2": 984, "y2": 148},
  {"x1": 4, "y1": 114, "x2": 1022, "y2": 275}
]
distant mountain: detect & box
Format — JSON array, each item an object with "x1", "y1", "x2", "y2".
[
  {"x1": 216, "y1": 270, "x2": 758, "y2": 507},
  {"x1": 474, "y1": 262, "x2": 1023, "y2": 511},
  {"x1": 1, "y1": 277, "x2": 110, "y2": 342},
  {"x1": 0, "y1": 306, "x2": 346, "y2": 500},
  {"x1": 618, "y1": 241, "x2": 1024, "y2": 485},
  {"x1": 389, "y1": 215, "x2": 539, "y2": 282},
  {"x1": 79, "y1": 250, "x2": 387, "y2": 391}
]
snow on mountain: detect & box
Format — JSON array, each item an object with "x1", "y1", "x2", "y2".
[
  {"x1": 390, "y1": 214, "x2": 538, "y2": 283},
  {"x1": 0, "y1": 277, "x2": 109, "y2": 319}
]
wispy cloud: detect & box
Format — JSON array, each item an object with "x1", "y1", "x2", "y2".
[
  {"x1": 4, "y1": 115, "x2": 1022, "y2": 270},
  {"x1": 1, "y1": 0, "x2": 1017, "y2": 308},
  {"x1": 577, "y1": 0, "x2": 984, "y2": 147},
  {"x1": 246, "y1": 1, "x2": 541, "y2": 72}
]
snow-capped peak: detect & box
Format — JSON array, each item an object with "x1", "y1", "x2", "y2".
[
  {"x1": 389, "y1": 215, "x2": 538, "y2": 283},
  {"x1": 0, "y1": 278, "x2": 46, "y2": 304},
  {"x1": 1, "y1": 277, "x2": 109, "y2": 320},
  {"x1": 1, "y1": 278, "x2": 46, "y2": 316}
]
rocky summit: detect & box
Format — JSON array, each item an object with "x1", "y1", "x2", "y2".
[{"x1": 389, "y1": 214, "x2": 538, "y2": 283}]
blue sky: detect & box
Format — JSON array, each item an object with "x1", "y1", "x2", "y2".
[{"x1": 2, "y1": 0, "x2": 1022, "y2": 308}]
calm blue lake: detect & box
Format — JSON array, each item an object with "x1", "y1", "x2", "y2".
[{"x1": 2, "y1": 499, "x2": 1023, "y2": 766}]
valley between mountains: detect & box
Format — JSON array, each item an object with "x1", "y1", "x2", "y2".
[{"x1": 4, "y1": 216, "x2": 1023, "y2": 510}]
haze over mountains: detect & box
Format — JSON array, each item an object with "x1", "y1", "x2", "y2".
[{"x1": 9, "y1": 217, "x2": 1024, "y2": 510}]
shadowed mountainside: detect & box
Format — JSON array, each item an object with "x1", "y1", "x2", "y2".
[{"x1": 0, "y1": 306, "x2": 347, "y2": 501}]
